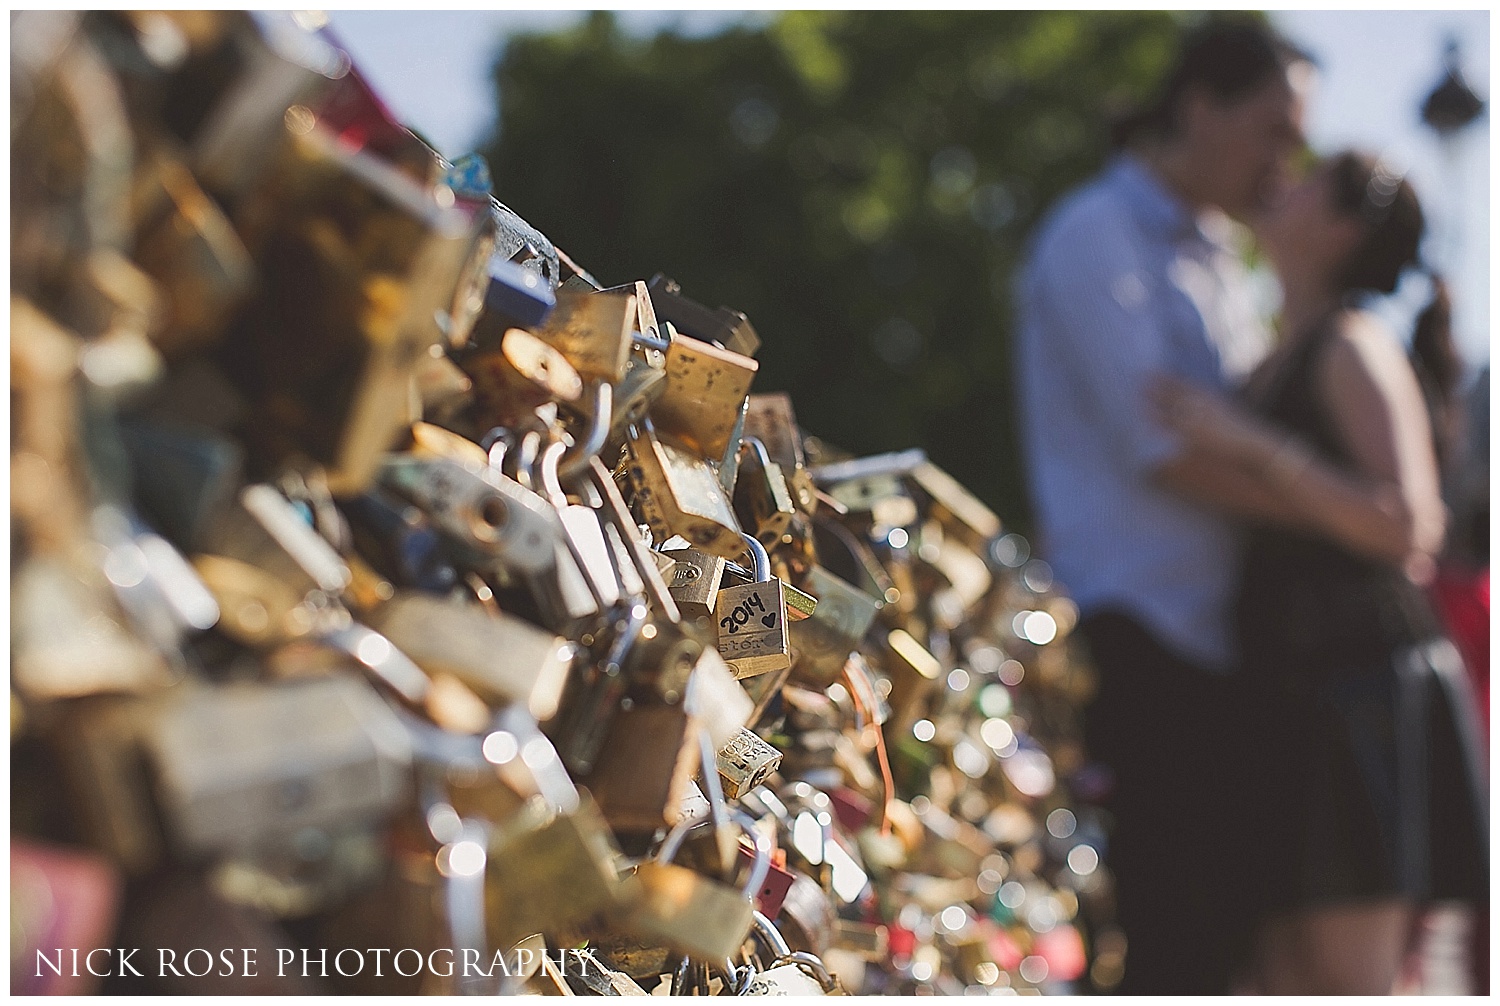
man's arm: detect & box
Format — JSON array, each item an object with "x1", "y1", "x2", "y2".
[{"x1": 1154, "y1": 451, "x2": 1303, "y2": 524}]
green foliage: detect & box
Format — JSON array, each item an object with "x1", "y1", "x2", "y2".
[{"x1": 481, "y1": 11, "x2": 1187, "y2": 530}]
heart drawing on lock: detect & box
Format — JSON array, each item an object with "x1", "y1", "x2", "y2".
[{"x1": 761, "y1": 613, "x2": 777, "y2": 628}]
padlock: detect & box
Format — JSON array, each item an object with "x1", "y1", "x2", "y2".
[
  {"x1": 185, "y1": 13, "x2": 349, "y2": 204},
  {"x1": 527, "y1": 285, "x2": 634, "y2": 385},
  {"x1": 742, "y1": 911, "x2": 843, "y2": 995},
  {"x1": 616, "y1": 822, "x2": 760, "y2": 963},
  {"x1": 377, "y1": 454, "x2": 560, "y2": 576},
  {"x1": 485, "y1": 793, "x2": 628, "y2": 950},
  {"x1": 884, "y1": 627, "x2": 944, "y2": 728},
  {"x1": 713, "y1": 533, "x2": 791, "y2": 679},
  {"x1": 662, "y1": 545, "x2": 725, "y2": 622},
  {"x1": 743, "y1": 393, "x2": 808, "y2": 476},
  {"x1": 367, "y1": 591, "x2": 572, "y2": 721},
  {"x1": 620, "y1": 421, "x2": 744, "y2": 561},
  {"x1": 716, "y1": 727, "x2": 782, "y2": 801},
  {"x1": 645, "y1": 274, "x2": 760, "y2": 358},
  {"x1": 577, "y1": 703, "x2": 700, "y2": 835},
  {"x1": 340, "y1": 486, "x2": 458, "y2": 593},
  {"x1": 459, "y1": 327, "x2": 583, "y2": 429},
  {"x1": 648, "y1": 326, "x2": 758, "y2": 461},
  {"x1": 128, "y1": 144, "x2": 254, "y2": 357},
  {"x1": 683, "y1": 645, "x2": 754, "y2": 752},
  {"x1": 789, "y1": 566, "x2": 884, "y2": 686},
  {"x1": 466, "y1": 254, "x2": 556, "y2": 347},
  {"x1": 909, "y1": 460, "x2": 1002, "y2": 553},
  {"x1": 144, "y1": 675, "x2": 412, "y2": 859},
  {"x1": 218, "y1": 118, "x2": 477, "y2": 495},
  {"x1": 733, "y1": 436, "x2": 797, "y2": 548}
]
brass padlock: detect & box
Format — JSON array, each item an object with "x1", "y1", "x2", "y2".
[
  {"x1": 788, "y1": 566, "x2": 884, "y2": 686},
  {"x1": 620, "y1": 421, "x2": 744, "y2": 561},
  {"x1": 649, "y1": 327, "x2": 758, "y2": 461},
  {"x1": 884, "y1": 627, "x2": 943, "y2": 729},
  {"x1": 716, "y1": 727, "x2": 782, "y2": 801},
  {"x1": 733, "y1": 437, "x2": 797, "y2": 548},
  {"x1": 713, "y1": 535, "x2": 790, "y2": 679},
  {"x1": 528, "y1": 286, "x2": 635, "y2": 385},
  {"x1": 909, "y1": 460, "x2": 1002, "y2": 552},
  {"x1": 618, "y1": 855, "x2": 756, "y2": 963},
  {"x1": 663, "y1": 546, "x2": 725, "y2": 622},
  {"x1": 130, "y1": 145, "x2": 254, "y2": 357},
  {"x1": 578, "y1": 704, "x2": 700, "y2": 835},
  {"x1": 367, "y1": 591, "x2": 573, "y2": 721},
  {"x1": 459, "y1": 326, "x2": 584, "y2": 429},
  {"x1": 220, "y1": 119, "x2": 477, "y2": 495},
  {"x1": 485, "y1": 794, "x2": 628, "y2": 950}
]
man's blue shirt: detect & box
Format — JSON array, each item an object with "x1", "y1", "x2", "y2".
[{"x1": 1015, "y1": 155, "x2": 1268, "y2": 671}]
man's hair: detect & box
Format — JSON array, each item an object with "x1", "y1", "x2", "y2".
[{"x1": 1111, "y1": 18, "x2": 1313, "y2": 148}]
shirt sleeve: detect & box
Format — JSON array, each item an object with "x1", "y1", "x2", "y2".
[{"x1": 1029, "y1": 210, "x2": 1183, "y2": 476}]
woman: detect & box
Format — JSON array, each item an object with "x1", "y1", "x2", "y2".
[{"x1": 1151, "y1": 151, "x2": 1486, "y2": 994}]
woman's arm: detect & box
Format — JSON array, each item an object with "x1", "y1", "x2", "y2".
[
  {"x1": 1315, "y1": 312, "x2": 1447, "y2": 579},
  {"x1": 1149, "y1": 317, "x2": 1446, "y2": 580}
]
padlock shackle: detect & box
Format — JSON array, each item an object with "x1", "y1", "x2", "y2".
[
  {"x1": 558, "y1": 380, "x2": 613, "y2": 484},
  {"x1": 751, "y1": 909, "x2": 793, "y2": 962},
  {"x1": 654, "y1": 807, "x2": 770, "y2": 907},
  {"x1": 739, "y1": 531, "x2": 771, "y2": 584},
  {"x1": 784, "y1": 952, "x2": 838, "y2": 992},
  {"x1": 740, "y1": 435, "x2": 775, "y2": 474}
]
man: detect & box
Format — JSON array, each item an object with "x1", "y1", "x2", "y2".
[{"x1": 1014, "y1": 21, "x2": 1312, "y2": 994}]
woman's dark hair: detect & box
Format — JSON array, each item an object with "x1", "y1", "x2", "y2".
[
  {"x1": 1327, "y1": 150, "x2": 1463, "y2": 465},
  {"x1": 1112, "y1": 19, "x2": 1312, "y2": 148}
]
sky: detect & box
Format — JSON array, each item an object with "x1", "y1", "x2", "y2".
[{"x1": 324, "y1": 9, "x2": 1491, "y2": 372}]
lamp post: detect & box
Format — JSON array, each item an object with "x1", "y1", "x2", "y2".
[{"x1": 1419, "y1": 37, "x2": 1485, "y2": 279}]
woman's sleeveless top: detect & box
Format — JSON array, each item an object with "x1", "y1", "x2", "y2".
[{"x1": 1236, "y1": 317, "x2": 1443, "y2": 679}]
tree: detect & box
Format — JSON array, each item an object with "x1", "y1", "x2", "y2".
[{"x1": 482, "y1": 11, "x2": 1186, "y2": 530}]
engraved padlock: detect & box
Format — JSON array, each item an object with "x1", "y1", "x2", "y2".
[
  {"x1": 716, "y1": 727, "x2": 782, "y2": 801},
  {"x1": 742, "y1": 911, "x2": 842, "y2": 995},
  {"x1": 714, "y1": 533, "x2": 791, "y2": 679},
  {"x1": 663, "y1": 546, "x2": 725, "y2": 622}
]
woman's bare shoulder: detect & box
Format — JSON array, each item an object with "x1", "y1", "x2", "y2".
[{"x1": 1320, "y1": 308, "x2": 1418, "y2": 393}]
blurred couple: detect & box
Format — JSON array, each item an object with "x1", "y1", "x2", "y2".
[{"x1": 1015, "y1": 19, "x2": 1486, "y2": 995}]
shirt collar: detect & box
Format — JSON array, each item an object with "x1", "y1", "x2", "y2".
[{"x1": 1108, "y1": 154, "x2": 1228, "y2": 248}]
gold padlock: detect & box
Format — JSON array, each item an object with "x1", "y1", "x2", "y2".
[
  {"x1": 366, "y1": 591, "x2": 574, "y2": 721},
  {"x1": 578, "y1": 704, "x2": 700, "y2": 835},
  {"x1": 620, "y1": 421, "x2": 744, "y2": 560},
  {"x1": 130, "y1": 145, "x2": 254, "y2": 357},
  {"x1": 529, "y1": 286, "x2": 635, "y2": 385},
  {"x1": 649, "y1": 328, "x2": 758, "y2": 461},
  {"x1": 909, "y1": 460, "x2": 1002, "y2": 552},
  {"x1": 713, "y1": 535, "x2": 791, "y2": 679},
  {"x1": 663, "y1": 546, "x2": 726, "y2": 622},
  {"x1": 733, "y1": 437, "x2": 797, "y2": 548},
  {"x1": 485, "y1": 794, "x2": 629, "y2": 949},
  {"x1": 788, "y1": 566, "x2": 884, "y2": 686},
  {"x1": 222, "y1": 119, "x2": 478, "y2": 495},
  {"x1": 716, "y1": 727, "x2": 782, "y2": 800}
]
